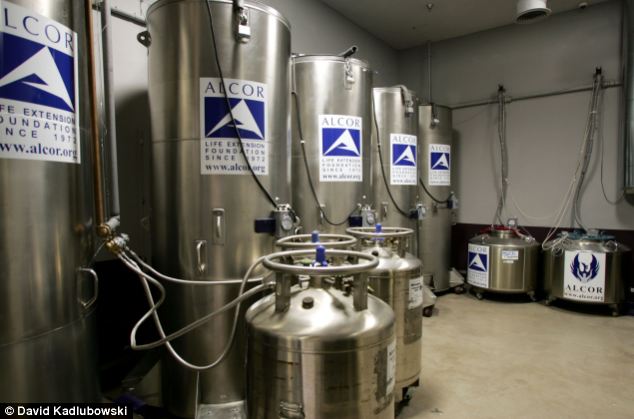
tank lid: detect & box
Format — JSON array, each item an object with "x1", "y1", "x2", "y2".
[
  {"x1": 490, "y1": 227, "x2": 515, "y2": 238},
  {"x1": 473, "y1": 226, "x2": 538, "y2": 247},
  {"x1": 147, "y1": 0, "x2": 291, "y2": 30},
  {"x1": 247, "y1": 287, "x2": 394, "y2": 351},
  {"x1": 562, "y1": 229, "x2": 615, "y2": 241},
  {"x1": 291, "y1": 54, "x2": 371, "y2": 70},
  {"x1": 362, "y1": 245, "x2": 421, "y2": 274}
]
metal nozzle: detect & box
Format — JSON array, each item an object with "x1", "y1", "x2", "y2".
[{"x1": 338, "y1": 45, "x2": 358, "y2": 58}]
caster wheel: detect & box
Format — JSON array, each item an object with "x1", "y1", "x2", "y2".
[
  {"x1": 611, "y1": 304, "x2": 620, "y2": 317},
  {"x1": 475, "y1": 292, "x2": 484, "y2": 300},
  {"x1": 528, "y1": 292, "x2": 537, "y2": 302},
  {"x1": 612, "y1": 311, "x2": 619, "y2": 317},
  {"x1": 544, "y1": 298, "x2": 554, "y2": 306},
  {"x1": 423, "y1": 306, "x2": 434, "y2": 317},
  {"x1": 401, "y1": 388, "x2": 412, "y2": 404},
  {"x1": 454, "y1": 286, "x2": 465, "y2": 294}
]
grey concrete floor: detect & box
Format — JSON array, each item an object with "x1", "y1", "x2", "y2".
[{"x1": 400, "y1": 293, "x2": 634, "y2": 419}]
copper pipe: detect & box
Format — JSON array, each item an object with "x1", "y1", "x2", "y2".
[{"x1": 84, "y1": 0, "x2": 109, "y2": 237}]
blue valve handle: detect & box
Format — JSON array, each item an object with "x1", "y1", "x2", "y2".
[{"x1": 313, "y1": 245, "x2": 328, "y2": 266}]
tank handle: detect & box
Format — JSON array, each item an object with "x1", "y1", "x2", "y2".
[
  {"x1": 391, "y1": 84, "x2": 415, "y2": 115},
  {"x1": 275, "y1": 233, "x2": 357, "y2": 250},
  {"x1": 233, "y1": 0, "x2": 251, "y2": 42},
  {"x1": 263, "y1": 249, "x2": 379, "y2": 312},
  {"x1": 136, "y1": 30, "x2": 151, "y2": 47},
  {"x1": 77, "y1": 267, "x2": 99, "y2": 311}
]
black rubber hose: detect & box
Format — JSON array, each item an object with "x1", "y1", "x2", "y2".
[
  {"x1": 419, "y1": 177, "x2": 451, "y2": 204},
  {"x1": 372, "y1": 100, "x2": 412, "y2": 218},
  {"x1": 292, "y1": 91, "x2": 359, "y2": 226},
  {"x1": 205, "y1": 2, "x2": 277, "y2": 209}
]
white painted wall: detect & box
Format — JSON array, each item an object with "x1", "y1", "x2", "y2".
[
  {"x1": 110, "y1": 15, "x2": 152, "y2": 257},
  {"x1": 260, "y1": 0, "x2": 399, "y2": 86},
  {"x1": 398, "y1": 0, "x2": 634, "y2": 231}
]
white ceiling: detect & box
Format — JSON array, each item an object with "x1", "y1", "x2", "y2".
[{"x1": 317, "y1": 0, "x2": 612, "y2": 50}]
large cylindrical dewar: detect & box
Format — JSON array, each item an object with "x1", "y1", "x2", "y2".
[
  {"x1": 292, "y1": 55, "x2": 373, "y2": 233},
  {"x1": 0, "y1": 0, "x2": 98, "y2": 402},
  {"x1": 146, "y1": 0, "x2": 291, "y2": 416}
]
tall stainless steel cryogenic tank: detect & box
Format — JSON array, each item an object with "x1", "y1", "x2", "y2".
[
  {"x1": 291, "y1": 55, "x2": 373, "y2": 233},
  {"x1": 0, "y1": 0, "x2": 98, "y2": 401},
  {"x1": 467, "y1": 227, "x2": 540, "y2": 300},
  {"x1": 543, "y1": 232, "x2": 631, "y2": 316},
  {"x1": 145, "y1": 1, "x2": 290, "y2": 416},
  {"x1": 247, "y1": 248, "x2": 395, "y2": 419},
  {"x1": 372, "y1": 87, "x2": 421, "y2": 233},
  {"x1": 418, "y1": 105, "x2": 454, "y2": 292}
]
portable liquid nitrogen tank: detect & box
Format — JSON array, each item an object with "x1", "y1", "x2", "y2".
[
  {"x1": 246, "y1": 248, "x2": 396, "y2": 419},
  {"x1": 347, "y1": 225, "x2": 423, "y2": 403},
  {"x1": 467, "y1": 226, "x2": 540, "y2": 300},
  {"x1": 291, "y1": 53, "x2": 374, "y2": 233},
  {"x1": 145, "y1": 1, "x2": 291, "y2": 416},
  {"x1": 0, "y1": 0, "x2": 99, "y2": 401},
  {"x1": 543, "y1": 231, "x2": 631, "y2": 316},
  {"x1": 372, "y1": 86, "x2": 422, "y2": 234},
  {"x1": 418, "y1": 104, "x2": 456, "y2": 292}
]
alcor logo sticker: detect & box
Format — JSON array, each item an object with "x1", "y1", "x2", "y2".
[
  {"x1": 0, "y1": 2, "x2": 80, "y2": 164},
  {"x1": 429, "y1": 144, "x2": 450, "y2": 186},
  {"x1": 200, "y1": 78, "x2": 268, "y2": 175},
  {"x1": 319, "y1": 114, "x2": 362, "y2": 182},
  {"x1": 390, "y1": 133, "x2": 417, "y2": 185},
  {"x1": 563, "y1": 251, "x2": 606, "y2": 302},
  {"x1": 467, "y1": 244, "x2": 489, "y2": 288}
]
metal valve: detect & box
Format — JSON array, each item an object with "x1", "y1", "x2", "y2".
[
  {"x1": 360, "y1": 205, "x2": 376, "y2": 227},
  {"x1": 415, "y1": 203, "x2": 427, "y2": 220},
  {"x1": 274, "y1": 204, "x2": 297, "y2": 239}
]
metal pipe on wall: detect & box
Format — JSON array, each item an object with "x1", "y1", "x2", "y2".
[
  {"x1": 450, "y1": 80, "x2": 622, "y2": 110},
  {"x1": 92, "y1": 3, "x2": 147, "y2": 27},
  {"x1": 101, "y1": 0, "x2": 121, "y2": 216},
  {"x1": 625, "y1": 0, "x2": 634, "y2": 193},
  {"x1": 427, "y1": 41, "x2": 432, "y2": 104},
  {"x1": 84, "y1": 0, "x2": 108, "y2": 236}
]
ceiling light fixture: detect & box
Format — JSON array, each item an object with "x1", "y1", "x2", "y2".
[{"x1": 515, "y1": 0, "x2": 551, "y2": 24}]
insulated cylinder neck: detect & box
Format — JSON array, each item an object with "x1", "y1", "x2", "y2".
[{"x1": 491, "y1": 228, "x2": 514, "y2": 239}]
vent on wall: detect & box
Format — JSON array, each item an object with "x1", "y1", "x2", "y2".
[{"x1": 515, "y1": 0, "x2": 552, "y2": 24}]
